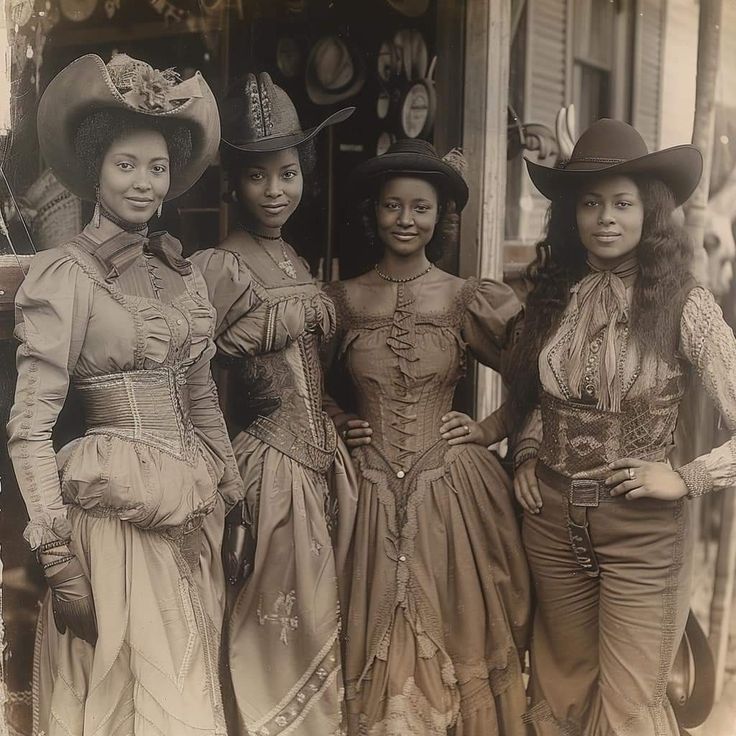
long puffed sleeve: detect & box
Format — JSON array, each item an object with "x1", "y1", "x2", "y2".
[
  {"x1": 190, "y1": 247, "x2": 258, "y2": 355},
  {"x1": 186, "y1": 339, "x2": 245, "y2": 510},
  {"x1": 676, "y1": 287, "x2": 736, "y2": 496},
  {"x1": 6, "y1": 249, "x2": 93, "y2": 548},
  {"x1": 461, "y1": 278, "x2": 523, "y2": 372}
]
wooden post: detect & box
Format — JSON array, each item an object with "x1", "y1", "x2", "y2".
[
  {"x1": 685, "y1": 0, "x2": 723, "y2": 283},
  {"x1": 461, "y1": 0, "x2": 511, "y2": 418}
]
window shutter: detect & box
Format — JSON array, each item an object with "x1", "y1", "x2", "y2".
[{"x1": 632, "y1": 0, "x2": 665, "y2": 150}]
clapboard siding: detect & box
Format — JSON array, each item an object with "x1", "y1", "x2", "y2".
[{"x1": 633, "y1": 0, "x2": 665, "y2": 149}]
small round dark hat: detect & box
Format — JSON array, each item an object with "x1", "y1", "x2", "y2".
[
  {"x1": 526, "y1": 118, "x2": 703, "y2": 206},
  {"x1": 349, "y1": 138, "x2": 469, "y2": 210}
]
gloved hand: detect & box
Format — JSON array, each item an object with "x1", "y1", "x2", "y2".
[
  {"x1": 39, "y1": 541, "x2": 98, "y2": 645},
  {"x1": 224, "y1": 501, "x2": 256, "y2": 586}
]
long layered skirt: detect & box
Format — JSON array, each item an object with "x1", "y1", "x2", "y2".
[
  {"x1": 35, "y1": 501, "x2": 227, "y2": 736},
  {"x1": 226, "y1": 432, "x2": 358, "y2": 736},
  {"x1": 344, "y1": 442, "x2": 530, "y2": 736}
]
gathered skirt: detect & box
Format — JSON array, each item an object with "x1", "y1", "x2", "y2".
[
  {"x1": 34, "y1": 500, "x2": 227, "y2": 736},
  {"x1": 344, "y1": 441, "x2": 530, "y2": 736},
  {"x1": 226, "y1": 431, "x2": 358, "y2": 736}
]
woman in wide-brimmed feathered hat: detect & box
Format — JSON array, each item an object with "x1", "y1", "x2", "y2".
[
  {"x1": 320, "y1": 138, "x2": 531, "y2": 735},
  {"x1": 190, "y1": 72, "x2": 358, "y2": 736},
  {"x1": 7, "y1": 53, "x2": 242, "y2": 735},
  {"x1": 503, "y1": 118, "x2": 736, "y2": 735}
]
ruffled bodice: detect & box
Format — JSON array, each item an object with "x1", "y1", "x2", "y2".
[
  {"x1": 192, "y1": 232, "x2": 337, "y2": 454},
  {"x1": 7, "y1": 229, "x2": 242, "y2": 546},
  {"x1": 326, "y1": 276, "x2": 521, "y2": 473}
]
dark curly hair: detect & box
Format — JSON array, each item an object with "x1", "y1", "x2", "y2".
[
  {"x1": 359, "y1": 174, "x2": 460, "y2": 263},
  {"x1": 507, "y1": 175, "x2": 694, "y2": 426},
  {"x1": 73, "y1": 108, "x2": 193, "y2": 182}
]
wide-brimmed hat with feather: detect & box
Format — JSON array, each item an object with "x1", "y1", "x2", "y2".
[{"x1": 37, "y1": 53, "x2": 220, "y2": 202}]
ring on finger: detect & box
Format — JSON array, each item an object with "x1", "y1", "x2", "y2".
[
  {"x1": 464, "y1": 425, "x2": 470, "y2": 435},
  {"x1": 628, "y1": 467, "x2": 636, "y2": 481}
]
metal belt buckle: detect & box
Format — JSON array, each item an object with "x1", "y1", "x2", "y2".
[{"x1": 569, "y1": 478, "x2": 601, "y2": 507}]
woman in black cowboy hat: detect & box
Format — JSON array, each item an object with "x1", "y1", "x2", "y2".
[
  {"x1": 191, "y1": 72, "x2": 358, "y2": 736},
  {"x1": 6, "y1": 53, "x2": 241, "y2": 734},
  {"x1": 322, "y1": 139, "x2": 530, "y2": 736},
  {"x1": 505, "y1": 117, "x2": 735, "y2": 735}
]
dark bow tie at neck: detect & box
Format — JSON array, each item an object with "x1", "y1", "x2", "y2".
[{"x1": 144, "y1": 231, "x2": 192, "y2": 275}]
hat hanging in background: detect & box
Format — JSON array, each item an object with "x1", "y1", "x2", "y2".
[
  {"x1": 393, "y1": 29, "x2": 428, "y2": 81},
  {"x1": 60, "y1": 0, "x2": 96, "y2": 22},
  {"x1": 276, "y1": 37, "x2": 303, "y2": 78},
  {"x1": 385, "y1": 0, "x2": 429, "y2": 17},
  {"x1": 305, "y1": 35, "x2": 366, "y2": 105},
  {"x1": 377, "y1": 39, "x2": 401, "y2": 82}
]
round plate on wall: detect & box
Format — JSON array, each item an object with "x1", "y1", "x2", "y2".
[{"x1": 398, "y1": 79, "x2": 435, "y2": 139}]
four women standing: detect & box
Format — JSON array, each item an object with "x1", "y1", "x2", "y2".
[{"x1": 5, "y1": 50, "x2": 729, "y2": 736}]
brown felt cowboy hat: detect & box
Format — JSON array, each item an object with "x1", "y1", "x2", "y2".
[
  {"x1": 221, "y1": 72, "x2": 354, "y2": 154},
  {"x1": 526, "y1": 118, "x2": 703, "y2": 206},
  {"x1": 349, "y1": 138, "x2": 469, "y2": 210},
  {"x1": 37, "y1": 54, "x2": 221, "y2": 202}
]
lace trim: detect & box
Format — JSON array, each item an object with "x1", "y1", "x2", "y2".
[{"x1": 679, "y1": 459, "x2": 714, "y2": 498}]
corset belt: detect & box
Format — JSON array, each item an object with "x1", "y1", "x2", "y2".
[
  {"x1": 73, "y1": 367, "x2": 197, "y2": 462},
  {"x1": 247, "y1": 414, "x2": 336, "y2": 473}
]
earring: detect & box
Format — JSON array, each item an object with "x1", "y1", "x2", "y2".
[
  {"x1": 157, "y1": 202, "x2": 163, "y2": 218},
  {"x1": 93, "y1": 185, "x2": 101, "y2": 228}
]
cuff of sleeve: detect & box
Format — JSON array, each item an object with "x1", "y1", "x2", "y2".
[
  {"x1": 23, "y1": 513, "x2": 72, "y2": 550},
  {"x1": 676, "y1": 459, "x2": 714, "y2": 498},
  {"x1": 513, "y1": 443, "x2": 540, "y2": 471}
]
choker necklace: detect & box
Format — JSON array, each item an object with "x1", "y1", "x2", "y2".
[
  {"x1": 98, "y1": 200, "x2": 148, "y2": 233},
  {"x1": 248, "y1": 230, "x2": 298, "y2": 279},
  {"x1": 242, "y1": 225, "x2": 282, "y2": 241},
  {"x1": 374, "y1": 263, "x2": 434, "y2": 283}
]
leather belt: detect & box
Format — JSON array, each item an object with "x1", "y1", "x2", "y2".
[{"x1": 537, "y1": 461, "x2": 625, "y2": 507}]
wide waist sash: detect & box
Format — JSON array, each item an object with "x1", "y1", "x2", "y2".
[
  {"x1": 246, "y1": 413, "x2": 337, "y2": 473},
  {"x1": 73, "y1": 367, "x2": 197, "y2": 462}
]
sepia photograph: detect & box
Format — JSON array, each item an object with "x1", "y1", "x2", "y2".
[{"x1": 0, "y1": 0, "x2": 734, "y2": 734}]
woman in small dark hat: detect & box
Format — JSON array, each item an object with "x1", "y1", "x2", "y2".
[
  {"x1": 191, "y1": 72, "x2": 357, "y2": 736},
  {"x1": 506, "y1": 118, "x2": 736, "y2": 734},
  {"x1": 322, "y1": 139, "x2": 530, "y2": 735},
  {"x1": 6, "y1": 53, "x2": 242, "y2": 734}
]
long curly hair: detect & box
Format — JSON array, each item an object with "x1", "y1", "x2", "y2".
[{"x1": 508, "y1": 175, "x2": 694, "y2": 425}]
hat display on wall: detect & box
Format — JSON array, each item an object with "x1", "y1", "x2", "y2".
[
  {"x1": 525, "y1": 118, "x2": 703, "y2": 206},
  {"x1": 393, "y1": 28, "x2": 429, "y2": 81},
  {"x1": 276, "y1": 37, "x2": 303, "y2": 78},
  {"x1": 305, "y1": 35, "x2": 366, "y2": 105},
  {"x1": 37, "y1": 53, "x2": 221, "y2": 201},
  {"x1": 385, "y1": 0, "x2": 429, "y2": 18},
  {"x1": 221, "y1": 72, "x2": 354, "y2": 153},
  {"x1": 60, "y1": 0, "x2": 96, "y2": 22}
]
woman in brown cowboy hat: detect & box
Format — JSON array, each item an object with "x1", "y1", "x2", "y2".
[
  {"x1": 191, "y1": 72, "x2": 357, "y2": 736},
  {"x1": 505, "y1": 117, "x2": 735, "y2": 734},
  {"x1": 6, "y1": 53, "x2": 241, "y2": 735},
  {"x1": 322, "y1": 139, "x2": 530, "y2": 735}
]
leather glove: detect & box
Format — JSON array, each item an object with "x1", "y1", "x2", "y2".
[
  {"x1": 224, "y1": 501, "x2": 256, "y2": 586},
  {"x1": 39, "y1": 542, "x2": 98, "y2": 645}
]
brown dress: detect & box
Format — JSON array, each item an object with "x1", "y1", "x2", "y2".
[
  {"x1": 6, "y1": 229, "x2": 243, "y2": 735},
  {"x1": 324, "y1": 273, "x2": 530, "y2": 736},
  {"x1": 192, "y1": 232, "x2": 358, "y2": 736}
]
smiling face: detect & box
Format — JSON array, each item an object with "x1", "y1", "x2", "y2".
[
  {"x1": 236, "y1": 147, "x2": 303, "y2": 233},
  {"x1": 576, "y1": 175, "x2": 644, "y2": 267},
  {"x1": 375, "y1": 176, "x2": 439, "y2": 257},
  {"x1": 98, "y1": 128, "x2": 171, "y2": 225}
]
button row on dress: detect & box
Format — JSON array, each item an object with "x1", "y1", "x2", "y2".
[{"x1": 396, "y1": 470, "x2": 405, "y2": 479}]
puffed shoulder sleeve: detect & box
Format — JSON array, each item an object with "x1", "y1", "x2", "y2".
[
  {"x1": 461, "y1": 277, "x2": 523, "y2": 371},
  {"x1": 6, "y1": 249, "x2": 93, "y2": 548},
  {"x1": 676, "y1": 286, "x2": 736, "y2": 497},
  {"x1": 190, "y1": 247, "x2": 257, "y2": 336}
]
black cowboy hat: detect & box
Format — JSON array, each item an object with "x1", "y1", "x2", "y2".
[
  {"x1": 349, "y1": 138, "x2": 469, "y2": 210},
  {"x1": 526, "y1": 118, "x2": 703, "y2": 206},
  {"x1": 221, "y1": 72, "x2": 353, "y2": 154}
]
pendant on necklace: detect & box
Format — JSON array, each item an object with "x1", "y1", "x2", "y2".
[{"x1": 279, "y1": 259, "x2": 297, "y2": 279}]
